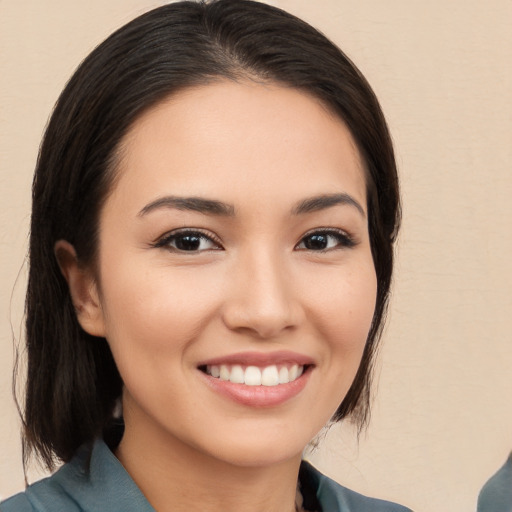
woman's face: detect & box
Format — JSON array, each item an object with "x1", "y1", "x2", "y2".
[{"x1": 88, "y1": 81, "x2": 376, "y2": 467}]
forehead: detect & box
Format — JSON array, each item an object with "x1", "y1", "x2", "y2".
[{"x1": 110, "y1": 80, "x2": 366, "y2": 213}]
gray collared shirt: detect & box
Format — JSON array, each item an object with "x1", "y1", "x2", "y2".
[{"x1": 1, "y1": 440, "x2": 412, "y2": 512}]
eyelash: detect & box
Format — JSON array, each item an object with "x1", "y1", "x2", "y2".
[
  {"x1": 153, "y1": 228, "x2": 357, "y2": 253},
  {"x1": 153, "y1": 229, "x2": 223, "y2": 252},
  {"x1": 295, "y1": 228, "x2": 357, "y2": 252}
]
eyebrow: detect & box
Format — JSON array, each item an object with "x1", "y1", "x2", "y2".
[
  {"x1": 138, "y1": 192, "x2": 365, "y2": 218},
  {"x1": 292, "y1": 193, "x2": 365, "y2": 217},
  {"x1": 138, "y1": 196, "x2": 235, "y2": 217}
]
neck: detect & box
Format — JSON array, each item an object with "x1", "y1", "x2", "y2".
[{"x1": 116, "y1": 417, "x2": 302, "y2": 512}]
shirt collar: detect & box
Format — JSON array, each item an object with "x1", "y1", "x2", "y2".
[{"x1": 54, "y1": 439, "x2": 155, "y2": 512}]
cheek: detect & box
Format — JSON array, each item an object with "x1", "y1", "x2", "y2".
[
  {"x1": 98, "y1": 260, "x2": 223, "y2": 357},
  {"x1": 298, "y1": 259, "x2": 377, "y2": 424},
  {"x1": 305, "y1": 260, "x2": 377, "y2": 356}
]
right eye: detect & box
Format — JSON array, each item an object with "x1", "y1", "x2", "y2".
[
  {"x1": 295, "y1": 228, "x2": 356, "y2": 252},
  {"x1": 154, "y1": 230, "x2": 222, "y2": 252}
]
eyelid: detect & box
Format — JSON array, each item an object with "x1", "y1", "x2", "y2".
[
  {"x1": 295, "y1": 227, "x2": 357, "y2": 250},
  {"x1": 152, "y1": 228, "x2": 223, "y2": 250}
]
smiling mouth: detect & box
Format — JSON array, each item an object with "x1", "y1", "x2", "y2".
[{"x1": 198, "y1": 364, "x2": 309, "y2": 386}]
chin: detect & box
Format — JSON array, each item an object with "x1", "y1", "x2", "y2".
[
  {"x1": 211, "y1": 442, "x2": 303, "y2": 468},
  {"x1": 197, "y1": 423, "x2": 317, "y2": 468}
]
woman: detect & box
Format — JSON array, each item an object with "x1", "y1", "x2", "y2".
[{"x1": 1, "y1": 1, "x2": 409, "y2": 511}]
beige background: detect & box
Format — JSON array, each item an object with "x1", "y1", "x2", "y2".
[{"x1": 1, "y1": 1, "x2": 511, "y2": 511}]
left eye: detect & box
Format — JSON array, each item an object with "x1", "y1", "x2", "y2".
[
  {"x1": 296, "y1": 230, "x2": 355, "y2": 251},
  {"x1": 156, "y1": 231, "x2": 220, "y2": 252}
]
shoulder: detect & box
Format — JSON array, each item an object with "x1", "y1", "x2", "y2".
[
  {"x1": 1, "y1": 493, "x2": 34, "y2": 512},
  {"x1": 477, "y1": 453, "x2": 512, "y2": 512},
  {"x1": 300, "y1": 460, "x2": 413, "y2": 512},
  {"x1": 0, "y1": 471, "x2": 82, "y2": 512},
  {"x1": 0, "y1": 440, "x2": 153, "y2": 512},
  {"x1": 0, "y1": 449, "x2": 89, "y2": 512}
]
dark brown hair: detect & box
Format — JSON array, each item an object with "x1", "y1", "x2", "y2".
[{"x1": 22, "y1": 0, "x2": 400, "y2": 470}]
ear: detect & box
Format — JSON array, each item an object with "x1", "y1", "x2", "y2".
[{"x1": 54, "y1": 240, "x2": 106, "y2": 337}]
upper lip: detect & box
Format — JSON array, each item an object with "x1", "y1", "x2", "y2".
[{"x1": 197, "y1": 350, "x2": 315, "y2": 368}]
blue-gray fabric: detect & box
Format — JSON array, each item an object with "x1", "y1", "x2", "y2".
[
  {"x1": 1, "y1": 440, "x2": 412, "y2": 512},
  {"x1": 477, "y1": 453, "x2": 512, "y2": 512}
]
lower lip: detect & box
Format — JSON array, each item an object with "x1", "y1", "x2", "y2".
[{"x1": 199, "y1": 368, "x2": 311, "y2": 407}]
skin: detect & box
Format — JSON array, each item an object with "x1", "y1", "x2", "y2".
[{"x1": 58, "y1": 80, "x2": 377, "y2": 512}]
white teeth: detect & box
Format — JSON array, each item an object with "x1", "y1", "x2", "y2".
[
  {"x1": 219, "y1": 364, "x2": 230, "y2": 381},
  {"x1": 261, "y1": 365, "x2": 279, "y2": 386},
  {"x1": 229, "y1": 365, "x2": 245, "y2": 384},
  {"x1": 289, "y1": 364, "x2": 299, "y2": 381},
  {"x1": 205, "y1": 363, "x2": 305, "y2": 385},
  {"x1": 244, "y1": 366, "x2": 262, "y2": 386}
]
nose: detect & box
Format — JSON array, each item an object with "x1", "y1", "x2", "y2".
[{"x1": 221, "y1": 249, "x2": 303, "y2": 339}]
